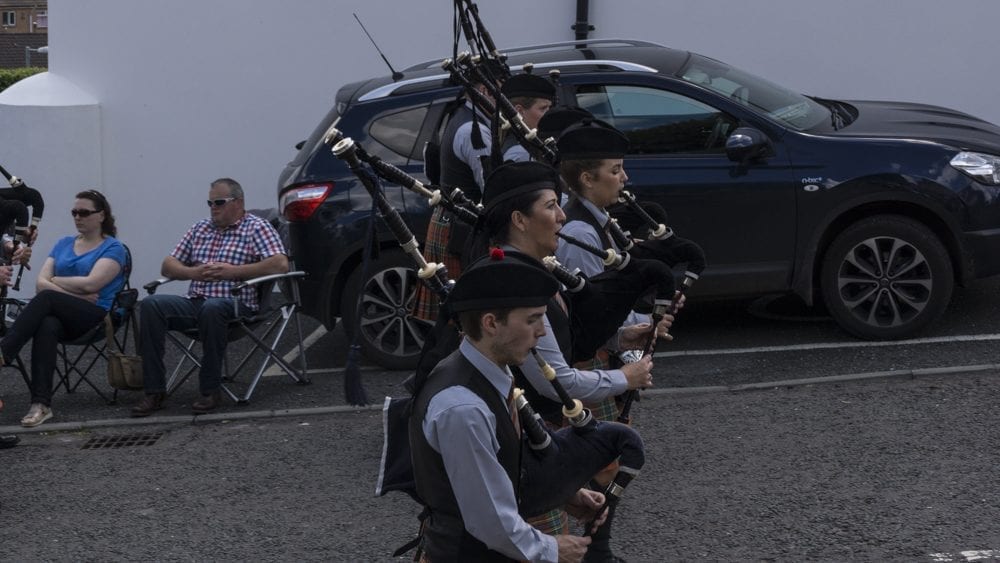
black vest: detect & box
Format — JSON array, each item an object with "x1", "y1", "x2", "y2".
[
  {"x1": 440, "y1": 104, "x2": 487, "y2": 202},
  {"x1": 409, "y1": 351, "x2": 521, "y2": 563},
  {"x1": 563, "y1": 197, "x2": 615, "y2": 253}
]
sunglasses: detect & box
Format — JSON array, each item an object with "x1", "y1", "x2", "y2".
[
  {"x1": 207, "y1": 197, "x2": 237, "y2": 208},
  {"x1": 70, "y1": 208, "x2": 100, "y2": 218}
]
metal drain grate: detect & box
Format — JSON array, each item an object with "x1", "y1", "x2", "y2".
[{"x1": 82, "y1": 432, "x2": 163, "y2": 450}]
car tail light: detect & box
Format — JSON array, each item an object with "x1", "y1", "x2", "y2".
[{"x1": 280, "y1": 183, "x2": 332, "y2": 222}]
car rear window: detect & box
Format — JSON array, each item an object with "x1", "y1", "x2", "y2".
[{"x1": 368, "y1": 105, "x2": 430, "y2": 161}]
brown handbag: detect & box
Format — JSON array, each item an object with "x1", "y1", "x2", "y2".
[{"x1": 104, "y1": 313, "x2": 144, "y2": 391}]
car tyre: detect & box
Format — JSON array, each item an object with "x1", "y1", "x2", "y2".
[
  {"x1": 820, "y1": 215, "x2": 953, "y2": 340},
  {"x1": 341, "y1": 249, "x2": 433, "y2": 370}
]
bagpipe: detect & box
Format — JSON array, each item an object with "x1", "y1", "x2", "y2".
[
  {"x1": 0, "y1": 164, "x2": 43, "y2": 290},
  {"x1": 0, "y1": 163, "x2": 44, "y2": 334},
  {"x1": 445, "y1": 52, "x2": 559, "y2": 166},
  {"x1": 445, "y1": 0, "x2": 560, "y2": 173},
  {"x1": 545, "y1": 240, "x2": 676, "y2": 365},
  {"x1": 441, "y1": 29, "x2": 709, "y2": 343},
  {"x1": 326, "y1": 125, "x2": 680, "y2": 368},
  {"x1": 323, "y1": 126, "x2": 481, "y2": 227},
  {"x1": 555, "y1": 190, "x2": 707, "y2": 422},
  {"x1": 516, "y1": 349, "x2": 645, "y2": 518},
  {"x1": 611, "y1": 199, "x2": 706, "y2": 423},
  {"x1": 450, "y1": 0, "x2": 708, "y2": 291},
  {"x1": 329, "y1": 134, "x2": 645, "y2": 535}
]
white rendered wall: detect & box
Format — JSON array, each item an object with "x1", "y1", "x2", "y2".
[
  {"x1": 0, "y1": 72, "x2": 100, "y2": 294},
  {"x1": 0, "y1": 0, "x2": 998, "y2": 296}
]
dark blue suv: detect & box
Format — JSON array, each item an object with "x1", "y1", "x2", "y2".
[{"x1": 278, "y1": 39, "x2": 1000, "y2": 369}]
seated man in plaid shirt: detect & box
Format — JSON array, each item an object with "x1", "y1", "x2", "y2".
[{"x1": 131, "y1": 178, "x2": 288, "y2": 416}]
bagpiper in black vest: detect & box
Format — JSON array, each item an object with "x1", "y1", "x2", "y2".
[
  {"x1": 439, "y1": 104, "x2": 489, "y2": 202},
  {"x1": 409, "y1": 350, "x2": 522, "y2": 563}
]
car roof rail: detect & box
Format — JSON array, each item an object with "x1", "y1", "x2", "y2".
[
  {"x1": 402, "y1": 38, "x2": 667, "y2": 72},
  {"x1": 504, "y1": 37, "x2": 667, "y2": 55},
  {"x1": 359, "y1": 59, "x2": 658, "y2": 103}
]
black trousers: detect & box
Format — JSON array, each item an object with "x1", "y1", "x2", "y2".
[{"x1": 1, "y1": 290, "x2": 106, "y2": 406}]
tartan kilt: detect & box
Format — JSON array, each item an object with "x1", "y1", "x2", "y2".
[
  {"x1": 412, "y1": 207, "x2": 464, "y2": 322},
  {"x1": 572, "y1": 349, "x2": 620, "y2": 422},
  {"x1": 525, "y1": 508, "x2": 570, "y2": 536}
]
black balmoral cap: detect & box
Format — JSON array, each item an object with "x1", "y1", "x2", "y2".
[
  {"x1": 537, "y1": 106, "x2": 594, "y2": 141},
  {"x1": 447, "y1": 250, "x2": 558, "y2": 313},
  {"x1": 557, "y1": 118, "x2": 630, "y2": 160},
  {"x1": 482, "y1": 161, "x2": 562, "y2": 213},
  {"x1": 501, "y1": 73, "x2": 556, "y2": 100}
]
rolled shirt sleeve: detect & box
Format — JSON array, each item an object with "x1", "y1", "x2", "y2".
[{"x1": 518, "y1": 313, "x2": 628, "y2": 403}]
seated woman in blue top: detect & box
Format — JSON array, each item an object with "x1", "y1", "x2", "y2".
[{"x1": 0, "y1": 190, "x2": 126, "y2": 428}]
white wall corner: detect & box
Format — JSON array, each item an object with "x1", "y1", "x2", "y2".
[{"x1": 0, "y1": 72, "x2": 102, "y2": 298}]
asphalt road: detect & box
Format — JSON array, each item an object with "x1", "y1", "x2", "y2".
[
  {"x1": 3, "y1": 277, "x2": 1000, "y2": 561},
  {"x1": 3, "y1": 373, "x2": 1000, "y2": 562}
]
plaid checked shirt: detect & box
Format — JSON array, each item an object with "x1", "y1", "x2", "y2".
[{"x1": 171, "y1": 213, "x2": 286, "y2": 310}]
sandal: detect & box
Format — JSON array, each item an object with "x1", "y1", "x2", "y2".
[{"x1": 21, "y1": 403, "x2": 52, "y2": 428}]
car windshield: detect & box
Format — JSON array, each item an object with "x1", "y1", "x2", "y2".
[{"x1": 678, "y1": 54, "x2": 830, "y2": 131}]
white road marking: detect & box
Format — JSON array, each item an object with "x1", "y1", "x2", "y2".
[
  {"x1": 929, "y1": 550, "x2": 1000, "y2": 562},
  {"x1": 653, "y1": 333, "x2": 1000, "y2": 358},
  {"x1": 266, "y1": 329, "x2": 1000, "y2": 378}
]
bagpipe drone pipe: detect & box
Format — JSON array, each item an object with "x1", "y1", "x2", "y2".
[
  {"x1": 329, "y1": 135, "x2": 645, "y2": 525},
  {"x1": 0, "y1": 163, "x2": 44, "y2": 292},
  {"x1": 446, "y1": 0, "x2": 564, "y2": 170},
  {"x1": 0, "y1": 196, "x2": 28, "y2": 335}
]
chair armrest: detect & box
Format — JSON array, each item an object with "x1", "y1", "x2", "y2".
[
  {"x1": 229, "y1": 271, "x2": 307, "y2": 295},
  {"x1": 115, "y1": 287, "x2": 139, "y2": 310},
  {"x1": 143, "y1": 277, "x2": 173, "y2": 295}
]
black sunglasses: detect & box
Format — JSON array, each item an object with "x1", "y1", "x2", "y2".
[
  {"x1": 71, "y1": 208, "x2": 99, "y2": 218},
  {"x1": 207, "y1": 197, "x2": 237, "y2": 208}
]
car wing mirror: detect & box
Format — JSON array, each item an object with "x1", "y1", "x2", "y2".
[
  {"x1": 295, "y1": 140, "x2": 307, "y2": 151},
  {"x1": 725, "y1": 127, "x2": 772, "y2": 165}
]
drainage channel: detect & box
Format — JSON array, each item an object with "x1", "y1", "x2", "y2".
[{"x1": 81, "y1": 431, "x2": 164, "y2": 449}]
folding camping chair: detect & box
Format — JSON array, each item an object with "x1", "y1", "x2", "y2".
[
  {"x1": 142, "y1": 269, "x2": 310, "y2": 404},
  {"x1": 9, "y1": 244, "x2": 137, "y2": 405},
  {"x1": 51, "y1": 283, "x2": 139, "y2": 404}
]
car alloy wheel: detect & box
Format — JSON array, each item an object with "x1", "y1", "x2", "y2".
[
  {"x1": 837, "y1": 236, "x2": 932, "y2": 326},
  {"x1": 821, "y1": 215, "x2": 953, "y2": 340},
  {"x1": 342, "y1": 249, "x2": 432, "y2": 370}
]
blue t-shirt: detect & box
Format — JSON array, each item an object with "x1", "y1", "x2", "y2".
[{"x1": 48, "y1": 236, "x2": 127, "y2": 311}]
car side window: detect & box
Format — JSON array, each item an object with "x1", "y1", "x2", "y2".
[
  {"x1": 576, "y1": 85, "x2": 738, "y2": 155},
  {"x1": 367, "y1": 105, "x2": 429, "y2": 163}
]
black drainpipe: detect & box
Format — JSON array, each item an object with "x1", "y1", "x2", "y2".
[{"x1": 572, "y1": 0, "x2": 594, "y2": 41}]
